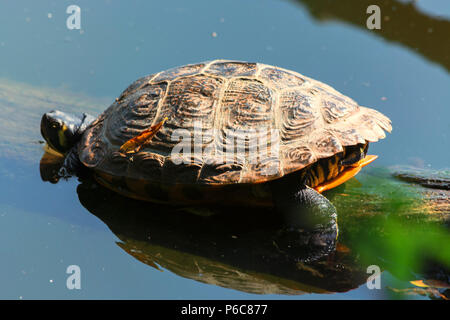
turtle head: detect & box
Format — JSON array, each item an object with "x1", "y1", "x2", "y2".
[{"x1": 41, "y1": 110, "x2": 94, "y2": 154}]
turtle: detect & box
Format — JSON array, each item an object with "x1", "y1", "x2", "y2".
[{"x1": 40, "y1": 60, "x2": 392, "y2": 230}]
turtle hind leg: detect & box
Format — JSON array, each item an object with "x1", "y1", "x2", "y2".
[
  {"x1": 271, "y1": 183, "x2": 338, "y2": 260},
  {"x1": 272, "y1": 181, "x2": 338, "y2": 232},
  {"x1": 291, "y1": 186, "x2": 337, "y2": 231}
]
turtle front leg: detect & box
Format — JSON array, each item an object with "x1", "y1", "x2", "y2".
[
  {"x1": 273, "y1": 184, "x2": 338, "y2": 232},
  {"x1": 58, "y1": 145, "x2": 84, "y2": 178}
]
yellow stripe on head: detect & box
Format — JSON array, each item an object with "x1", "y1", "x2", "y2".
[{"x1": 57, "y1": 124, "x2": 68, "y2": 150}]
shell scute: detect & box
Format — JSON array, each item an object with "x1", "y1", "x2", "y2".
[
  {"x1": 118, "y1": 74, "x2": 155, "y2": 101},
  {"x1": 108, "y1": 151, "x2": 130, "y2": 172},
  {"x1": 161, "y1": 155, "x2": 203, "y2": 184},
  {"x1": 321, "y1": 98, "x2": 358, "y2": 124},
  {"x1": 151, "y1": 63, "x2": 205, "y2": 83},
  {"x1": 279, "y1": 90, "x2": 318, "y2": 142},
  {"x1": 282, "y1": 145, "x2": 317, "y2": 175},
  {"x1": 220, "y1": 78, "x2": 274, "y2": 130},
  {"x1": 205, "y1": 61, "x2": 258, "y2": 78},
  {"x1": 79, "y1": 138, "x2": 107, "y2": 168},
  {"x1": 106, "y1": 83, "x2": 167, "y2": 147},
  {"x1": 150, "y1": 74, "x2": 224, "y2": 153},
  {"x1": 259, "y1": 67, "x2": 306, "y2": 89},
  {"x1": 129, "y1": 152, "x2": 165, "y2": 180},
  {"x1": 310, "y1": 131, "x2": 344, "y2": 158},
  {"x1": 329, "y1": 128, "x2": 366, "y2": 146},
  {"x1": 198, "y1": 160, "x2": 243, "y2": 184},
  {"x1": 240, "y1": 156, "x2": 282, "y2": 183}
]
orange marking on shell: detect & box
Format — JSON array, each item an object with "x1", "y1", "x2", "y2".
[
  {"x1": 314, "y1": 155, "x2": 378, "y2": 193},
  {"x1": 119, "y1": 117, "x2": 168, "y2": 154}
]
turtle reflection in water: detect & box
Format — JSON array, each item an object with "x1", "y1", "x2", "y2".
[
  {"x1": 40, "y1": 60, "x2": 392, "y2": 233},
  {"x1": 77, "y1": 175, "x2": 367, "y2": 295}
]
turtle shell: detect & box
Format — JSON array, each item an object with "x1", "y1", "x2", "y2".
[{"x1": 78, "y1": 60, "x2": 392, "y2": 186}]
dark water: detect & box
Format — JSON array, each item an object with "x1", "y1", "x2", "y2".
[{"x1": 0, "y1": 0, "x2": 449, "y2": 299}]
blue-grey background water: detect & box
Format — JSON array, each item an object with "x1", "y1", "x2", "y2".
[{"x1": 0, "y1": 0, "x2": 449, "y2": 299}]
